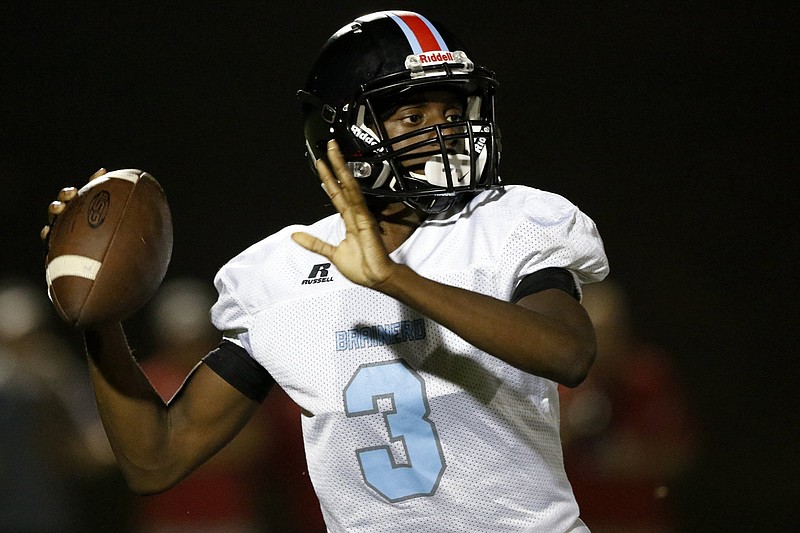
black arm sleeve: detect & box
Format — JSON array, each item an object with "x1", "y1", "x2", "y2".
[
  {"x1": 202, "y1": 340, "x2": 275, "y2": 403},
  {"x1": 510, "y1": 267, "x2": 579, "y2": 303}
]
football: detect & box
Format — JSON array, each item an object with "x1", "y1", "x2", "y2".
[{"x1": 45, "y1": 169, "x2": 173, "y2": 327}]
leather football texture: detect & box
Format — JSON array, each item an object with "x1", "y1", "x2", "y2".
[{"x1": 45, "y1": 169, "x2": 173, "y2": 327}]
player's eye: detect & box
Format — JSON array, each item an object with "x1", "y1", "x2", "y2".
[{"x1": 401, "y1": 114, "x2": 424, "y2": 125}]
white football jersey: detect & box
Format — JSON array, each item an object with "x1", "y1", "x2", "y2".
[{"x1": 211, "y1": 185, "x2": 608, "y2": 532}]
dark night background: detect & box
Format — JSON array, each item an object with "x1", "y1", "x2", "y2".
[{"x1": 1, "y1": 1, "x2": 797, "y2": 531}]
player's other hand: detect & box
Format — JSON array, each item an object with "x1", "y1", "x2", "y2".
[
  {"x1": 40, "y1": 168, "x2": 107, "y2": 243},
  {"x1": 291, "y1": 141, "x2": 396, "y2": 289}
]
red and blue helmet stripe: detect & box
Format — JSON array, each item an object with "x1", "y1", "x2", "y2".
[{"x1": 385, "y1": 11, "x2": 450, "y2": 54}]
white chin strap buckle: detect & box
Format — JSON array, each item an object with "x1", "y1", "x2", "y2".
[{"x1": 419, "y1": 154, "x2": 471, "y2": 187}]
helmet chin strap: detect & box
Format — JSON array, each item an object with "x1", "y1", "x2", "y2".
[{"x1": 403, "y1": 195, "x2": 458, "y2": 214}]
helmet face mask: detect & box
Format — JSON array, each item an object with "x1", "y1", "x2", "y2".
[{"x1": 299, "y1": 11, "x2": 502, "y2": 213}]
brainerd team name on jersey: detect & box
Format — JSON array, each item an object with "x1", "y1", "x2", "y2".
[{"x1": 336, "y1": 318, "x2": 426, "y2": 351}]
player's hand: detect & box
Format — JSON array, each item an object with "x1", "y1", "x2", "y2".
[
  {"x1": 40, "y1": 168, "x2": 107, "y2": 244},
  {"x1": 291, "y1": 141, "x2": 396, "y2": 289}
]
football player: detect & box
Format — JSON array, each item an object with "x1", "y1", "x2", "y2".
[{"x1": 44, "y1": 10, "x2": 608, "y2": 532}]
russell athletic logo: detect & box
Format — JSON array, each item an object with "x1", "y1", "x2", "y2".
[{"x1": 302, "y1": 263, "x2": 334, "y2": 285}]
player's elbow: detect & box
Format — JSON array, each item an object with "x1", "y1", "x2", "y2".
[
  {"x1": 121, "y1": 465, "x2": 186, "y2": 495},
  {"x1": 556, "y1": 338, "x2": 596, "y2": 388},
  {"x1": 113, "y1": 450, "x2": 190, "y2": 495},
  {"x1": 126, "y1": 479, "x2": 170, "y2": 496}
]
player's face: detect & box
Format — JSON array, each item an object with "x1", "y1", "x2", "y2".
[{"x1": 381, "y1": 90, "x2": 465, "y2": 174}]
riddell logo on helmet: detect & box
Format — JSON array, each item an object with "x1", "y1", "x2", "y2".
[
  {"x1": 350, "y1": 125, "x2": 379, "y2": 146},
  {"x1": 418, "y1": 51, "x2": 456, "y2": 64}
]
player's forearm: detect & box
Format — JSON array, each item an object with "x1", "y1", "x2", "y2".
[
  {"x1": 83, "y1": 322, "x2": 182, "y2": 492},
  {"x1": 84, "y1": 323, "x2": 262, "y2": 494},
  {"x1": 377, "y1": 264, "x2": 594, "y2": 386}
]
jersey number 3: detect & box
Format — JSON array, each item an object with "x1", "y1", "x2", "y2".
[{"x1": 343, "y1": 360, "x2": 446, "y2": 502}]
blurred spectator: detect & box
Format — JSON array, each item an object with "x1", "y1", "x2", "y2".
[
  {"x1": 560, "y1": 279, "x2": 697, "y2": 533},
  {"x1": 0, "y1": 277, "x2": 123, "y2": 533},
  {"x1": 136, "y1": 277, "x2": 325, "y2": 533}
]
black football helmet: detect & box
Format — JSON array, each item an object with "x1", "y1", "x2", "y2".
[{"x1": 298, "y1": 10, "x2": 502, "y2": 213}]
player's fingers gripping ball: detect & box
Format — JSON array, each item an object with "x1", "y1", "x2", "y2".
[{"x1": 44, "y1": 169, "x2": 173, "y2": 328}]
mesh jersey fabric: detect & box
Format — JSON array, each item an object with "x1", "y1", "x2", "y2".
[{"x1": 211, "y1": 185, "x2": 609, "y2": 532}]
